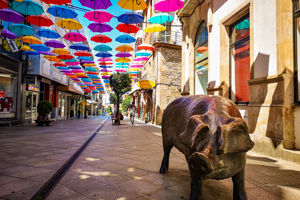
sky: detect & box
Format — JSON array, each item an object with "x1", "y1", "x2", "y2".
[{"x1": 72, "y1": 0, "x2": 135, "y2": 68}]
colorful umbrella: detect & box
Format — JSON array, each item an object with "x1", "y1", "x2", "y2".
[
  {"x1": 91, "y1": 34, "x2": 112, "y2": 43},
  {"x1": 20, "y1": 45, "x2": 32, "y2": 51},
  {"x1": 85, "y1": 67, "x2": 97, "y2": 72},
  {"x1": 79, "y1": 0, "x2": 112, "y2": 9},
  {"x1": 66, "y1": 61, "x2": 80, "y2": 65},
  {"x1": 42, "y1": 0, "x2": 71, "y2": 5},
  {"x1": 98, "y1": 57, "x2": 113, "y2": 61},
  {"x1": 12, "y1": 0, "x2": 44, "y2": 16},
  {"x1": 54, "y1": 62, "x2": 67, "y2": 66},
  {"x1": 47, "y1": 57, "x2": 62, "y2": 62},
  {"x1": 52, "y1": 48, "x2": 70, "y2": 55},
  {"x1": 69, "y1": 66, "x2": 82, "y2": 69},
  {"x1": 117, "y1": 0, "x2": 147, "y2": 11},
  {"x1": 116, "y1": 57, "x2": 130, "y2": 62},
  {"x1": 57, "y1": 19, "x2": 83, "y2": 30},
  {"x1": 70, "y1": 43, "x2": 89, "y2": 50},
  {"x1": 63, "y1": 32, "x2": 86, "y2": 42},
  {"x1": 0, "y1": 0, "x2": 8, "y2": 9},
  {"x1": 148, "y1": 13, "x2": 174, "y2": 24},
  {"x1": 9, "y1": 24, "x2": 34, "y2": 35},
  {"x1": 116, "y1": 23, "x2": 139, "y2": 33},
  {"x1": 44, "y1": 40, "x2": 66, "y2": 48},
  {"x1": 57, "y1": 67, "x2": 69, "y2": 70},
  {"x1": 116, "y1": 52, "x2": 131, "y2": 57},
  {"x1": 115, "y1": 45, "x2": 133, "y2": 52},
  {"x1": 100, "y1": 69, "x2": 112, "y2": 72},
  {"x1": 95, "y1": 51, "x2": 112, "y2": 57},
  {"x1": 117, "y1": 12, "x2": 143, "y2": 24},
  {"x1": 131, "y1": 64, "x2": 143, "y2": 68},
  {"x1": 36, "y1": 29, "x2": 60, "y2": 39},
  {"x1": 47, "y1": 5, "x2": 78, "y2": 18},
  {"x1": 1, "y1": 29, "x2": 17, "y2": 39},
  {"x1": 74, "y1": 51, "x2": 92, "y2": 57},
  {"x1": 84, "y1": 10, "x2": 114, "y2": 23},
  {"x1": 154, "y1": 0, "x2": 184, "y2": 12},
  {"x1": 25, "y1": 15, "x2": 54, "y2": 27},
  {"x1": 21, "y1": 36, "x2": 42, "y2": 44},
  {"x1": 0, "y1": 9, "x2": 24, "y2": 23},
  {"x1": 23, "y1": 51, "x2": 39, "y2": 55},
  {"x1": 83, "y1": 63, "x2": 97, "y2": 67},
  {"x1": 77, "y1": 57, "x2": 93, "y2": 61},
  {"x1": 88, "y1": 22, "x2": 113, "y2": 33},
  {"x1": 94, "y1": 44, "x2": 112, "y2": 51},
  {"x1": 129, "y1": 68, "x2": 141, "y2": 71},
  {"x1": 135, "y1": 50, "x2": 151, "y2": 57},
  {"x1": 61, "y1": 58, "x2": 78, "y2": 62},
  {"x1": 116, "y1": 62, "x2": 129, "y2": 66},
  {"x1": 99, "y1": 65, "x2": 113, "y2": 68},
  {"x1": 81, "y1": 60, "x2": 94, "y2": 63},
  {"x1": 137, "y1": 43, "x2": 155, "y2": 50},
  {"x1": 99, "y1": 61, "x2": 113, "y2": 65},
  {"x1": 57, "y1": 54, "x2": 74, "y2": 60},
  {"x1": 115, "y1": 69, "x2": 127, "y2": 73},
  {"x1": 31, "y1": 44, "x2": 50, "y2": 52},
  {"x1": 144, "y1": 24, "x2": 166, "y2": 33},
  {"x1": 115, "y1": 35, "x2": 136, "y2": 43},
  {"x1": 134, "y1": 57, "x2": 148, "y2": 61}
]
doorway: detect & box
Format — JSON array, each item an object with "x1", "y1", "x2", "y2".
[{"x1": 25, "y1": 91, "x2": 39, "y2": 123}]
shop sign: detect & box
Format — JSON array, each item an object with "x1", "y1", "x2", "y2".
[
  {"x1": 28, "y1": 81, "x2": 39, "y2": 91},
  {"x1": 137, "y1": 80, "x2": 155, "y2": 89},
  {"x1": 41, "y1": 77, "x2": 51, "y2": 84},
  {"x1": 25, "y1": 76, "x2": 36, "y2": 84},
  {"x1": 2, "y1": 38, "x2": 22, "y2": 53},
  {"x1": 0, "y1": 90, "x2": 5, "y2": 98}
]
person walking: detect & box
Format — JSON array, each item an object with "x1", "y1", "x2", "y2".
[
  {"x1": 129, "y1": 102, "x2": 136, "y2": 124},
  {"x1": 77, "y1": 109, "x2": 81, "y2": 119}
]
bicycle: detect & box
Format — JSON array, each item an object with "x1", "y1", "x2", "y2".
[{"x1": 130, "y1": 113, "x2": 134, "y2": 124}]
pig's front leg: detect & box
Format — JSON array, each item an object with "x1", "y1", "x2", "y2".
[
  {"x1": 189, "y1": 170, "x2": 203, "y2": 200},
  {"x1": 232, "y1": 167, "x2": 247, "y2": 200}
]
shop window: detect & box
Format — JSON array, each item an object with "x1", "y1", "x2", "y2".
[
  {"x1": 0, "y1": 75, "x2": 15, "y2": 113},
  {"x1": 229, "y1": 14, "x2": 250, "y2": 103},
  {"x1": 194, "y1": 21, "x2": 208, "y2": 95},
  {"x1": 294, "y1": 0, "x2": 300, "y2": 102}
]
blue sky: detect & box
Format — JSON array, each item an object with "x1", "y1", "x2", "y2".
[{"x1": 72, "y1": 0, "x2": 133, "y2": 67}]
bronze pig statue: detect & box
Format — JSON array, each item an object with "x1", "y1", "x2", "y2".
[{"x1": 159, "y1": 95, "x2": 254, "y2": 200}]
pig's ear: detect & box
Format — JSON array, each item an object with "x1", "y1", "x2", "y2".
[
  {"x1": 179, "y1": 115, "x2": 209, "y2": 149},
  {"x1": 217, "y1": 118, "x2": 254, "y2": 154}
]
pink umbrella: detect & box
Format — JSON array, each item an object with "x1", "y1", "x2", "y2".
[
  {"x1": 154, "y1": 0, "x2": 184, "y2": 12},
  {"x1": 66, "y1": 61, "x2": 80, "y2": 65},
  {"x1": 134, "y1": 57, "x2": 148, "y2": 61},
  {"x1": 115, "y1": 69, "x2": 126, "y2": 73},
  {"x1": 131, "y1": 64, "x2": 143, "y2": 68},
  {"x1": 98, "y1": 57, "x2": 113, "y2": 61},
  {"x1": 84, "y1": 10, "x2": 114, "y2": 23},
  {"x1": 72, "y1": 69, "x2": 84, "y2": 73},
  {"x1": 63, "y1": 33, "x2": 86, "y2": 42}
]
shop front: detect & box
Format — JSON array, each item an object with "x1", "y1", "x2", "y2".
[
  {"x1": 60, "y1": 83, "x2": 83, "y2": 119},
  {"x1": 0, "y1": 53, "x2": 22, "y2": 126},
  {"x1": 24, "y1": 77, "x2": 40, "y2": 124}
]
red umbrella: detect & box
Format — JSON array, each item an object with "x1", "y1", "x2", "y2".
[
  {"x1": 86, "y1": 72, "x2": 98, "y2": 75},
  {"x1": 25, "y1": 15, "x2": 54, "y2": 27},
  {"x1": 74, "y1": 50, "x2": 91, "y2": 57},
  {"x1": 57, "y1": 54, "x2": 74, "y2": 60},
  {"x1": 91, "y1": 34, "x2": 112, "y2": 43},
  {"x1": 53, "y1": 62, "x2": 67, "y2": 66},
  {"x1": 0, "y1": 0, "x2": 8, "y2": 9},
  {"x1": 99, "y1": 61, "x2": 113, "y2": 65},
  {"x1": 116, "y1": 23, "x2": 139, "y2": 33},
  {"x1": 41, "y1": 0, "x2": 71, "y2": 5}
]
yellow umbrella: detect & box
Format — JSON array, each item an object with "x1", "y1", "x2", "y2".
[
  {"x1": 117, "y1": 0, "x2": 147, "y2": 11},
  {"x1": 20, "y1": 45, "x2": 32, "y2": 51},
  {"x1": 44, "y1": 55, "x2": 56, "y2": 59},
  {"x1": 144, "y1": 24, "x2": 166, "y2": 33},
  {"x1": 116, "y1": 45, "x2": 133, "y2": 52},
  {"x1": 137, "y1": 80, "x2": 155, "y2": 89},
  {"x1": 47, "y1": 57, "x2": 62, "y2": 62},
  {"x1": 56, "y1": 19, "x2": 83, "y2": 30},
  {"x1": 129, "y1": 68, "x2": 141, "y2": 71},
  {"x1": 21, "y1": 36, "x2": 42, "y2": 44},
  {"x1": 116, "y1": 57, "x2": 130, "y2": 63},
  {"x1": 101, "y1": 72, "x2": 111, "y2": 75},
  {"x1": 83, "y1": 63, "x2": 97, "y2": 67},
  {"x1": 52, "y1": 48, "x2": 70, "y2": 55}
]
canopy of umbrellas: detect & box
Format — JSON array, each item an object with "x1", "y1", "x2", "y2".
[{"x1": 0, "y1": 0, "x2": 184, "y2": 94}]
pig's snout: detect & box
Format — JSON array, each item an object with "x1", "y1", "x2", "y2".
[{"x1": 189, "y1": 152, "x2": 213, "y2": 176}]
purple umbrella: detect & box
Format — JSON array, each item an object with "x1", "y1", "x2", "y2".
[
  {"x1": 0, "y1": 9, "x2": 24, "y2": 23},
  {"x1": 100, "y1": 69, "x2": 112, "y2": 72},
  {"x1": 80, "y1": 60, "x2": 95, "y2": 64},
  {"x1": 38, "y1": 51, "x2": 55, "y2": 55},
  {"x1": 1, "y1": 29, "x2": 17, "y2": 39},
  {"x1": 44, "y1": 40, "x2": 66, "y2": 48},
  {"x1": 88, "y1": 22, "x2": 113, "y2": 33},
  {"x1": 101, "y1": 76, "x2": 110, "y2": 79},
  {"x1": 115, "y1": 52, "x2": 131, "y2": 57},
  {"x1": 79, "y1": 0, "x2": 112, "y2": 9}
]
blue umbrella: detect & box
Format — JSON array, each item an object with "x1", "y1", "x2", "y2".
[
  {"x1": 103, "y1": 80, "x2": 110, "y2": 83},
  {"x1": 23, "y1": 51, "x2": 39, "y2": 55},
  {"x1": 70, "y1": 43, "x2": 89, "y2": 50},
  {"x1": 99, "y1": 65, "x2": 112, "y2": 68},
  {"x1": 135, "y1": 50, "x2": 151, "y2": 57},
  {"x1": 129, "y1": 71, "x2": 139, "y2": 74},
  {"x1": 36, "y1": 29, "x2": 60, "y2": 39},
  {"x1": 117, "y1": 12, "x2": 143, "y2": 24},
  {"x1": 31, "y1": 44, "x2": 50, "y2": 52},
  {"x1": 94, "y1": 44, "x2": 112, "y2": 51},
  {"x1": 95, "y1": 51, "x2": 113, "y2": 57},
  {"x1": 47, "y1": 5, "x2": 78, "y2": 19},
  {"x1": 57, "y1": 67, "x2": 69, "y2": 70},
  {"x1": 77, "y1": 57, "x2": 93, "y2": 61},
  {"x1": 9, "y1": 24, "x2": 34, "y2": 36},
  {"x1": 61, "y1": 58, "x2": 78, "y2": 62},
  {"x1": 12, "y1": 0, "x2": 44, "y2": 16},
  {"x1": 69, "y1": 65, "x2": 82, "y2": 69},
  {"x1": 116, "y1": 62, "x2": 129, "y2": 65},
  {"x1": 116, "y1": 35, "x2": 136, "y2": 43}
]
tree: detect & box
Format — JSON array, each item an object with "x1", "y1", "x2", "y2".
[
  {"x1": 121, "y1": 96, "x2": 131, "y2": 115},
  {"x1": 109, "y1": 72, "x2": 132, "y2": 125},
  {"x1": 109, "y1": 92, "x2": 123, "y2": 106}
]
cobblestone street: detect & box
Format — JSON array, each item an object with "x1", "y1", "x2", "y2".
[{"x1": 0, "y1": 116, "x2": 300, "y2": 200}]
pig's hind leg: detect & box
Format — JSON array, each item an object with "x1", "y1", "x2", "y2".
[{"x1": 159, "y1": 143, "x2": 173, "y2": 174}]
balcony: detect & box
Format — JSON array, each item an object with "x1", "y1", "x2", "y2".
[{"x1": 149, "y1": 30, "x2": 182, "y2": 46}]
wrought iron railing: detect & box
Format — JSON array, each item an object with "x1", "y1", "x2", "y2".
[{"x1": 149, "y1": 30, "x2": 182, "y2": 46}]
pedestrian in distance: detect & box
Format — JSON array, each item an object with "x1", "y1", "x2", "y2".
[
  {"x1": 77, "y1": 109, "x2": 81, "y2": 119},
  {"x1": 129, "y1": 102, "x2": 136, "y2": 124}
]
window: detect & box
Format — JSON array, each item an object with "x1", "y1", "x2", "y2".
[
  {"x1": 294, "y1": 0, "x2": 300, "y2": 102},
  {"x1": 229, "y1": 14, "x2": 250, "y2": 103},
  {"x1": 194, "y1": 21, "x2": 208, "y2": 95}
]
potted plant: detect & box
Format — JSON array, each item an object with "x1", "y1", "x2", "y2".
[{"x1": 36, "y1": 100, "x2": 53, "y2": 126}]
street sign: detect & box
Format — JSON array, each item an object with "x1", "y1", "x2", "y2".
[{"x1": 137, "y1": 80, "x2": 155, "y2": 89}]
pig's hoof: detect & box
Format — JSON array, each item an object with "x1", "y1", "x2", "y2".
[{"x1": 159, "y1": 166, "x2": 168, "y2": 174}]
